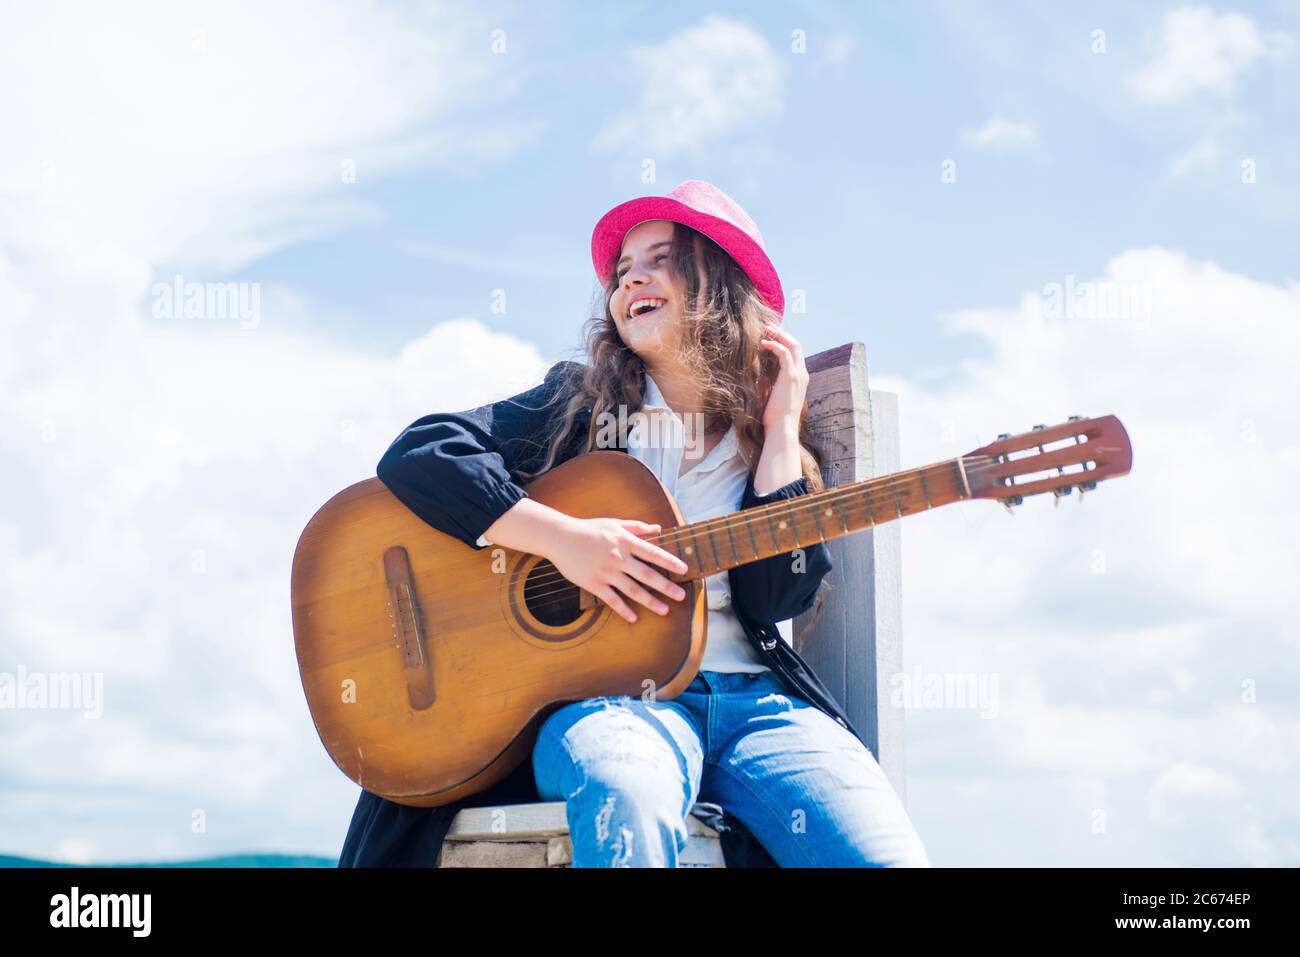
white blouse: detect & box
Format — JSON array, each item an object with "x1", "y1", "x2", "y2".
[{"x1": 624, "y1": 372, "x2": 770, "y2": 674}]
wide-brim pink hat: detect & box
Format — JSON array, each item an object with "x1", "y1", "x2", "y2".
[{"x1": 591, "y1": 179, "x2": 784, "y2": 318}]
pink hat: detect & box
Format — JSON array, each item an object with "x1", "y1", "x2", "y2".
[{"x1": 591, "y1": 179, "x2": 785, "y2": 318}]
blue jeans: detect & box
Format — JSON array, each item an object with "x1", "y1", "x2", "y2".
[{"x1": 531, "y1": 669, "x2": 931, "y2": 867}]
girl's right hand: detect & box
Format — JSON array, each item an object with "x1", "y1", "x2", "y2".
[{"x1": 546, "y1": 517, "x2": 690, "y2": 623}]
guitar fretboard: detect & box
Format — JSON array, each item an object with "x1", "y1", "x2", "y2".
[{"x1": 651, "y1": 458, "x2": 971, "y2": 579}]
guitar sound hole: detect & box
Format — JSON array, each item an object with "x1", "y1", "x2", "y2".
[{"x1": 524, "y1": 560, "x2": 583, "y2": 626}]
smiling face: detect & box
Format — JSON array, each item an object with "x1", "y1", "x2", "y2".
[{"x1": 609, "y1": 220, "x2": 688, "y2": 366}]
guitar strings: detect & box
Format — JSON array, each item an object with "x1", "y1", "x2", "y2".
[
  {"x1": 387, "y1": 451, "x2": 1106, "y2": 633},
  {"x1": 401, "y1": 450, "x2": 1095, "y2": 611},
  {"x1": 463, "y1": 457, "x2": 982, "y2": 597},
  {"x1": 389, "y1": 451, "x2": 1093, "y2": 616},
  {"x1": 454, "y1": 449, "x2": 1081, "y2": 606}
]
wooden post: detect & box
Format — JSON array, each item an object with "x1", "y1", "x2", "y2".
[{"x1": 798, "y1": 342, "x2": 906, "y2": 804}]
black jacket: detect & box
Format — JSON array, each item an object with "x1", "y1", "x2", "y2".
[{"x1": 338, "y1": 360, "x2": 865, "y2": 868}]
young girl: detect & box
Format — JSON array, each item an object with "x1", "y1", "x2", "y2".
[{"x1": 339, "y1": 180, "x2": 930, "y2": 868}]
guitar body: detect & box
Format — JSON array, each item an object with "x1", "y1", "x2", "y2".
[{"x1": 291, "y1": 450, "x2": 707, "y2": 808}]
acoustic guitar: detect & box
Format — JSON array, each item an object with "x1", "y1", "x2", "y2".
[{"x1": 292, "y1": 414, "x2": 1131, "y2": 807}]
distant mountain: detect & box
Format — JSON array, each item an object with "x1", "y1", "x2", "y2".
[{"x1": 0, "y1": 853, "x2": 337, "y2": 868}]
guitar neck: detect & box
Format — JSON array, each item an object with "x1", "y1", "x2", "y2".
[{"x1": 654, "y1": 458, "x2": 971, "y2": 579}]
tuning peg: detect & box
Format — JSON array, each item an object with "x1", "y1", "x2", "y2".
[
  {"x1": 1053, "y1": 486, "x2": 1072, "y2": 507},
  {"x1": 1067, "y1": 415, "x2": 1083, "y2": 422},
  {"x1": 1000, "y1": 494, "x2": 1023, "y2": 514},
  {"x1": 1032, "y1": 424, "x2": 1046, "y2": 431},
  {"x1": 994, "y1": 433, "x2": 1011, "y2": 465}
]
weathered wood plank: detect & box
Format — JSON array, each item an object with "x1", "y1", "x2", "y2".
[
  {"x1": 866, "y1": 388, "x2": 904, "y2": 802},
  {"x1": 797, "y1": 342, "x2": 906, "y2": 802},
  {"x1": 438, "y1": 841, "x2": 551, "y2": 868},
  {"x1": 445, "y1": 800, "x2": 720, "y2": 842}
]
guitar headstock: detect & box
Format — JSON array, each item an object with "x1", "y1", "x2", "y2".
[{"x1": 961, "y1": 415, "x2": 1132, "y2": 510}]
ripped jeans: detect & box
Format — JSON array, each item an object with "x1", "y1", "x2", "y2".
[{"x1": 531, "y1": 669, "x2": 931, "y2": 867}]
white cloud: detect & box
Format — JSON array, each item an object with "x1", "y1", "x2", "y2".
[
  {"x1": 882, "y1": 248, "x2": 1300, "y2": 865},
  {"x1": 963, "y1": 117, "x2": 1038, "y2": 149},
  {"x1": 593, "y1": 15, "x2": 786, "y2": 156},
  {"x1": 0, "y1": 0, "x2": 538, "y2": 277},
  {"x1": 1169, "y1": 134, "x2": 1224, "y2": 177},
  {"x1": 51, "y1": 839, "x2": 98, "y2": 866},
  {"x1": 1128, "y1": 6, "x2": 1293, "y2": 105},
  {"x1": 0, "y1": 0, "x2": 552, "y2": 863},
  {"x1": 1154, "y1": 764, "x2": 1242, "y2": 806}
]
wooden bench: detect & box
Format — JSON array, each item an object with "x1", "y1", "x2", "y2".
[
  {"x1": 439, "y1": 801, "x2": 728, "y2": 867},
  {"x1": 436, "y1": 341, "x2": 903, "y2": 867}
]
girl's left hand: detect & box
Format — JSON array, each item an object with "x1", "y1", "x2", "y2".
[{"x1": 758, "y1": 322, "x2": 808, "y2": 433}]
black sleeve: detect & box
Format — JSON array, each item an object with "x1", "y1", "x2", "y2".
[
  {"x1": 728, "y1": 474, "x2": 834, "y2": 623},
  {"x1": 375, "y1": 361, "x2": 581, "y2": 550}
]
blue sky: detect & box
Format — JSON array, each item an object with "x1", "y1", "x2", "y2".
[
  {"x1": 1, "y1": 0, "x2": 1297, "y2": 867},
  {"x1": 222, "y1": 0, "x2": 1300, "y2": 375}
]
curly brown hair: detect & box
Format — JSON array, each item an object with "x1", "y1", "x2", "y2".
[{"x1": 518, "y1": 221, "x2": 824, "y2": 491}]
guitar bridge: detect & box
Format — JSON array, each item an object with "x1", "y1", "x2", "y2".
[{"x1": 384, "y1": 546, "x2": 436, "y2": 711}]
